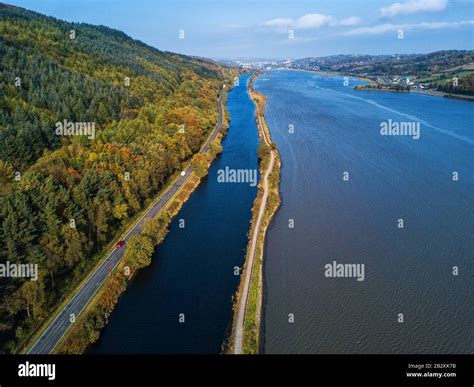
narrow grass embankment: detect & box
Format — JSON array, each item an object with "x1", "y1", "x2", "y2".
[
  {"x1": 49, "y1": 96, "x2": 230, "y2": 354},
  {"x1": 229, "y1": 73, "x2": 281, "y2": 354}
]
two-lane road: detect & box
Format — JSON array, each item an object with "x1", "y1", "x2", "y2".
[{"x1": 28, "y1": 91, "x2": 224, "y2": 354}]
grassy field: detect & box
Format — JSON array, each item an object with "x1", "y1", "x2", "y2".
[{"x1": 414, "y1": 70, "x2": 474, "y2": 85}]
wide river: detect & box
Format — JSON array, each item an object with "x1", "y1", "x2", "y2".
[
  {"x1": 90, "y1": 73, "x2": 259, "y2": 353},
  {"x1": 256, "y1": 70, "x2": 473, "y2": 354}
]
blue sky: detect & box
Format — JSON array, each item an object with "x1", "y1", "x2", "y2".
[{"x1": 10, "y1": 0, "x2": 474, "y2": 59}]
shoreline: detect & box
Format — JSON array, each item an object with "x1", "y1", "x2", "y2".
[
  {"x1": 354, "y1": 84, "x2": 474, "y2": 101},
  {"x1": 229, "y1": 72, "x2": 281, "y2": 354},
  {"x1": 270, "y1": 68, "x2": 473, "y2": 100}
]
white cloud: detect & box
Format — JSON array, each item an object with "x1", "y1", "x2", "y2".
[
  {"x1": 263, "y1": 13, "x2": 361, "y2": 30},
  {"x1": 339, "y1": 16, "x2": 363, "y2": 26},
  {"x1": 344, "y1": 20, "x2": 474, "y2": 35},
  {"x1": 295, "y1": 13, "x2": 335, "y2": 29},
  {"x1": 380, "y1": 0, "x2": 448, "y2": 17},
  {"x1": 263, "y1": 18, "x2": 294, "y2": 28}
]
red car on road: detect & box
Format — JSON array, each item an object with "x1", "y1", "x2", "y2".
[{"x1": 115, "y1": 240, "x2": 126, "y2": 249}]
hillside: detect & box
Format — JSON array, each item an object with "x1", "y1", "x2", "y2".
[
  {"x1": 289, "y1": 50, "x2": 474, "y2": 76},
  {"x1": 287, "y1": 50, "x2": 474, "y2": 96},
  {"x1": 0, "y1": 3, "x2": 233, "y2": 353}
]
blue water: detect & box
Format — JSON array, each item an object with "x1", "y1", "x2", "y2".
[
  {"x1": 256, "y1": 71, "x2": 474, "y2": 354},
  {"x1": 89, "y1": 73, "x2": 259, "y2": 353}
]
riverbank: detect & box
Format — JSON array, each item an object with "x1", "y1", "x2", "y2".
[
  {"x1": 87, "y1": 72, "x2": 259, "y2": 354},
  {"x1": 412, "y1": 88, "x2": 474, "y2": 101},
  {"x1": 354, "y1": 84, "x2": 474, "y2": 101},
  {"x1": 229, "y1": 73, "x2": 281, "y2": 354},
  {"x1": 28, "y1": 90, "x2": 231, "y2": 354}
]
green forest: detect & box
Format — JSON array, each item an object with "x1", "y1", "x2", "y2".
[
  {"x1": 434, "y1": 74, "x2": 474, "y2": 96},
  {"x1": 0, "y1": 4, "x2": 233, "y2": 353}
]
